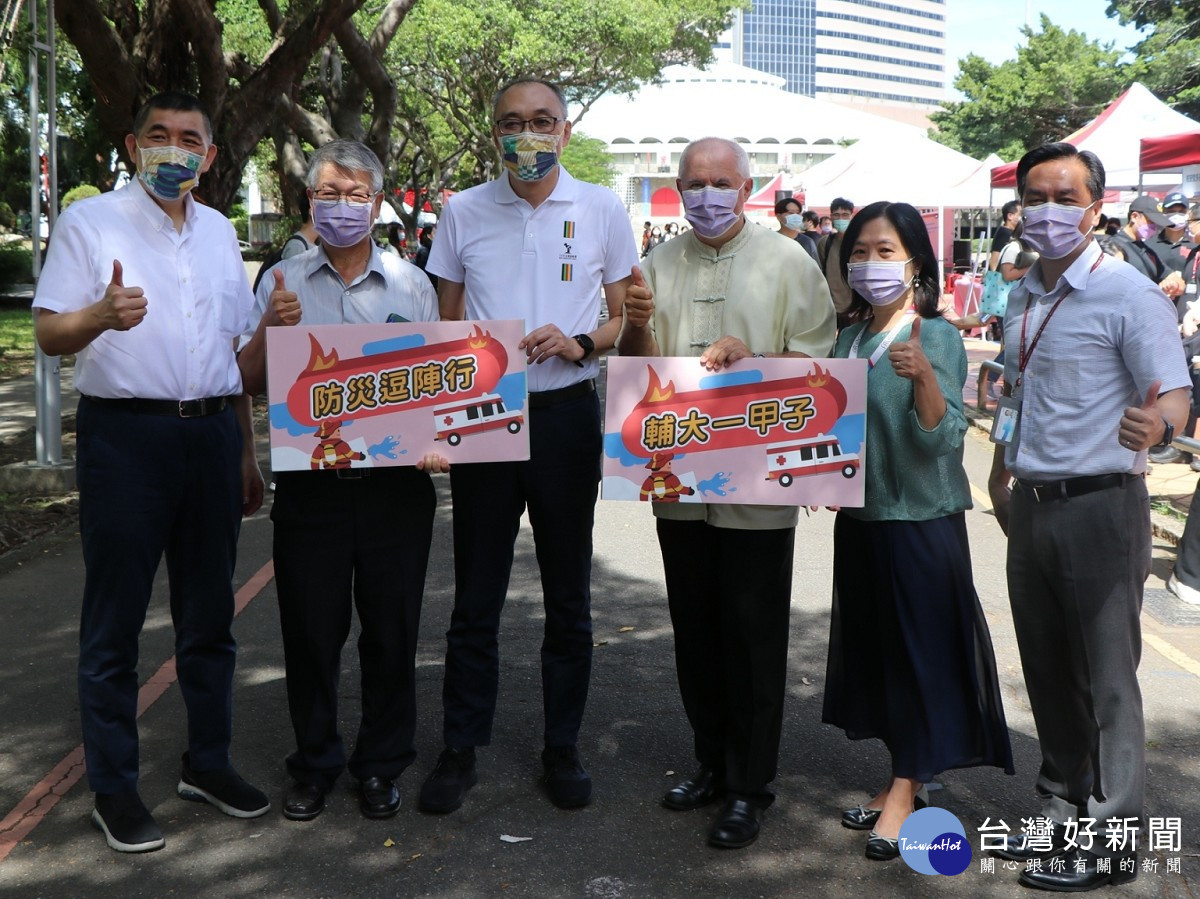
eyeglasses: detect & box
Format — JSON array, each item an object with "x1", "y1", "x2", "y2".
[
  {"x1": 495, "y1": 116, "x2": 562, "y2": 135},
  {"x1": 311, "y1": 188, "x2": 377, "y2": 206}
]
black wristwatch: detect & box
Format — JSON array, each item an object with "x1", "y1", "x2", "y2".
[
  {"x1": 572, "y1": 333, "x2": 595, "y2": 367},
  {"x1": 1156, "y1": 418, "x2": 1175, "y2": 448}
]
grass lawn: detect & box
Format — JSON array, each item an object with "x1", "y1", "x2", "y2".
[{"x1": 0, "y1": 307, "x2": 40, "y2": 379}]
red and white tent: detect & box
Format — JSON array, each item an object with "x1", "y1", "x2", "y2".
[
  {"x1": 1140, "y1": 131, "x2": 1200, "y2": 173},
  {"x1": 743, "y1": 172, "x2": 791, "y2": 213},
  {"x1": 990, "y1": 83, "x2": 1200, "y2": 190}
]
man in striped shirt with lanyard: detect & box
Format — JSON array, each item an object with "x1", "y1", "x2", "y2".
[{"x1": 987, "y1": 142, "x2": 1190, "y2": 892}]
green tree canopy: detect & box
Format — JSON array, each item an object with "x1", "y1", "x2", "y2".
[
  {"x1": 931, "y1": 15, "x2": 1127, "y2": 161},
  {"x1": 1109, "y1": 0, "x2": 1200, "y2": 120},
  {"x1": 559, "y1": 131, "x2": 616, "y2": 188}
]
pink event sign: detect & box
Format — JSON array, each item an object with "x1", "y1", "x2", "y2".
[
  {"x1": 602, "y1": 356, "x2": 867, "y2": 507},
  {"x1": 265, "y1": 320, "x2": 529, "y2": 471}
]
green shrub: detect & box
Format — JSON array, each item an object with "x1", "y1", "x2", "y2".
[
  {"x1": 61, "y1": 185, "x2": 101, "y2": 210},
  {"x1": 0, "y1": 201, "x2": 15, "y2": 231},
  {"x1": 0, "y1": 244, "x2": 34, "y2": 289}
]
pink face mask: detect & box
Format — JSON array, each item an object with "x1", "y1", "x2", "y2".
[
  {"x1": 1021, "y1": 202, "x2": 1091, "y2": 259},
  {"x1": 1134, "y1": 220, "x2": 1158, "y2": 241}
]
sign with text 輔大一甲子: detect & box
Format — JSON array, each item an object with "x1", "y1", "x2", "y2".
[
  {"x1": 601, "y1": 355, "x2": 867, "y2": 507},
  {"x1": 265, "y1": 320, "x2": 529, "y2": 471}
]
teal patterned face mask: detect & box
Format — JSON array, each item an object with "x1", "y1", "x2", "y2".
[
  {"x1": 500, "y1": 132, "x2": 560, "y2": 182},
  {"x1": 137, "y1": 144, "x2": 205, "y2": 201}
]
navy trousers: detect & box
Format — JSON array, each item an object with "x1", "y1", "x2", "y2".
[
  {"x1": 271, "y1": 467, "x2": 435, "y2": 788},
  {"x1": 76, "y1": 397, "x2": 243, "y2": 793},
  {"x1": 440, "y1": 390, "x2": 600, "y2": 749}
]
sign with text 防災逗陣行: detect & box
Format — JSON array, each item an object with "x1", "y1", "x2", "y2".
[{"x1": 265, "y1": 320, "x2": 528, "y2": 471}]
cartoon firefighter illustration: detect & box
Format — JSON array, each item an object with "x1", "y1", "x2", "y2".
[
  {"x1": 310, "y1": 419, "x2": 366, "y2": 470},
  {"x1": 639, "y1": 452, "x2": 695, "y2": 502}
]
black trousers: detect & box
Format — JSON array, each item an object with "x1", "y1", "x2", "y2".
[
  {"x1": 271, "y1": 467, "x2": 435, "y2": 788},
  {"x1": 656, "y1": 518, "x2": 796, "y2": 806},
  {"x1": 76, "y1": 397, "x2": 243, "y2": 793},
  {"x1": 440, "y1": 391, "x2": 601, "y2": 749}
]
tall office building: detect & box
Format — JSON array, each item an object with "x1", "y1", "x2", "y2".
[{"x1": 724, "y1": 0, "x2": 946, "y2": 126}]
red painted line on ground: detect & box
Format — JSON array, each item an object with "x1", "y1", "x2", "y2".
[{"x1": 0, "y1": 559, "x2": 275, "y2": 863}]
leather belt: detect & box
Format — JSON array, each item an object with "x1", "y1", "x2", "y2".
[
  {"x1": 527, "y1": 379, "x2": 595, "y2": 409},
  {"x1": 84, "y1": 394, "x2": 233, "y2": 418},
  {"x1": 1013, "y1": 472, "x2": 1140, "y2": 503}
]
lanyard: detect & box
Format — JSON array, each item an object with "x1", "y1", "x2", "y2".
[
  {"x1": 1016, "y1": 254, "x2": 1104, "y2": 387},
  {"x1": 849, "y1": 310, "x2": 915, "y2": 369}
]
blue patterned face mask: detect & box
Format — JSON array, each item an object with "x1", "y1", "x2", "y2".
[
  {"x1": 500, "y1": 132, "x2": 560, "y2": 182},
  {"x1": 137, "y1": 144, "x2": 205, "y2": 201}
]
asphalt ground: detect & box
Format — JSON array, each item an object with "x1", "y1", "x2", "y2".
[{"x1": 2, "y1": 346, "x2": 1200, "y2": 897}]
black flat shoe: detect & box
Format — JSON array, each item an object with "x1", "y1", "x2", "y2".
[
  {"x1": 663, "y1": 767, "x2": 723, "y2": 811},
  {"x1": 1018, "y1": 847, "x2": 1136, "y2": 891},
  {"x1": 865, "y1": 831, "x2": 899, "y2": 861},
  {"x1": 359, "y1": 776, "x2": 400, "y2": 819},
  {"x1": 283, "y1": 781, "x2": 327, "y2": 821},
  {"x1": 840, "y1": 785, "x2": 929, "y2": 830},
  {"x1": 708, "y1": 799, "x2": 762, "y2": 849}
]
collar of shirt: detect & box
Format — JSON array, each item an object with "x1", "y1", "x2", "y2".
[
  {"x1": 1026, "y1": 238, "x2": 1101, "y2": 299},
  {"x1": 127, "y1": 175, "x2": 196, "y2": 234},
  {"x1": 494, "y1": 164, "x2": 579, "y2": 206},
  {"x1": 303, "y1": 240, "x2": 388, "y2": 289},
  {"x1": 682, "y1": 217, "x2": 755, "y2": 261}
]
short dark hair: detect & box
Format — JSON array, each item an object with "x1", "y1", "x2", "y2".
[
  {"x1": 802, "y1": 210, "x2": 819, "y2": 227},
  {"x1": 838, "y1": 200, "x2": 941, "y2": 321},
  {"x1": 774, "y1": 197, "x2": 802, "y2": 215},
  {"x1": 133, "y1": 91, "x2": 213, "y2": 141},
  {"x1": 1001, "y1": 199, "x2": 1021, "y2": 219},
  {"x1": 1016, "y1": 142, "x2": 1105, "y2": 203},
  {"x1": 492, "y1": 78, "x2": 568, "y2": 119},
  {"x1": 831, "y1": 197, "x2": 854, "y2": 214}
]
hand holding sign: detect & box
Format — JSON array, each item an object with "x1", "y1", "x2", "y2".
[
  {"x1": 101, "y1": 260, "x2": 148, "y2": 331},
  {"x1": 270, "y1": 269, "x2": 302, "y2": 326},
  {"x1": 1117, "y1": 379, "x2": 1164, "y2": 452}
]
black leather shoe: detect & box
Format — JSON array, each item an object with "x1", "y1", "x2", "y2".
[
  {"x1": 282, "y1": 781, "x2": 327, "y2": 821},
  {"x1": 418, "y1": 747, "x2": 477, "y2": 814},
  {"x1": 988, "y1": 822, "x2": 1065, "y2": 862},
  {"x1": 841, "y1": 786, "x2": 929, "y2": 830},
  {"x1": 1018, "y1": 847, "x2": 1137, "y2": 891},
  {"x1": 708, "y1": 799, "x2": 762, "y2": 849},
  {"x1": 359, "y1": 776, "x2": 400, "y2": 819},
  {"x1": 663, "y1": 767, "x2": 723, "y2": 811},
  {"x1": 542, "y1": 745, "x2": 592, "y2": 809},
  {"x1": 865, "y1": 831, "x2": 900, "y2": 861}
]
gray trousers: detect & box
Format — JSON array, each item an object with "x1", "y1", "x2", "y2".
[
  {"x1": 1007, "y1": 477, "x2": 1149, "y2": 829},
  {"x1": 1174, "y1": 478, "x2": 1200, "y2": 590}
]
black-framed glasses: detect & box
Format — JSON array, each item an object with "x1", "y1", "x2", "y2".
[{"x1": 495, "y1": 116, "x2": 562, "y2": 135}]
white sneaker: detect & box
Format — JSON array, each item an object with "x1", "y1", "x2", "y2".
[{"x1": 1167, "y1": 573, "x2": 1200, "y2": 605}]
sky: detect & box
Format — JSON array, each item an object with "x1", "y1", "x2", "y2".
[{"x1": 945, "y1": 0, "x2": 1144, "y2": 82}]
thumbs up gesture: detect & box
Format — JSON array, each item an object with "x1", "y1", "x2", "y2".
[
  {"x1": 1117, "y1": 379, "x2": 1165, "y2": 452},
  {"x1": 268, "y1": 268, "x2": 301, "y2": 326},
  {"x1": 624, "y1": 264, "x2": 654, "y2": 329},
  {"x1": 101, "y1": 259, "x2": 148, "y2": 331},
  {"x1": 887, "y1": 314, "x2": 931, "y2": 382}
]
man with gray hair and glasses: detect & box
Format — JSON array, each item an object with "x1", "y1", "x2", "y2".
[
  {"x1": 238, "y1": 138, "x2": 443, "y2": 823},
  {"x1": 419, "y1": 77, "x2": 639, "y2": 814}
]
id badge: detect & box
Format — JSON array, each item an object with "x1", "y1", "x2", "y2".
[{"x1": 990, "y1": 396, "x2": 1020, "y2": 446}]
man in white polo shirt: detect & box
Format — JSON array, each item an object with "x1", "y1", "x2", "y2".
[
  {"x1": 420, "y1": 77, "x2": 638, "y2": 813},
  {"x1": 33, "y1": 91, "x2": 268, "y2": 853}
]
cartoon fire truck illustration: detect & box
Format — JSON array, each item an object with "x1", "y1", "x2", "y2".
[
  {"x1": 765, "y1": 433, "x2": 859, "y2": 487},
  {"x1": 433, "y1": 393, "x2": 524, "y2": 446}
]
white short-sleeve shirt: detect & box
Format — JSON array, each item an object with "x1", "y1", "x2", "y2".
[
  {"x1": 427, "y1": 167, "x2": 639, "y2": 392},
  {"x1": 33, "y1": 179, "x2": 252, "y2": 400}
]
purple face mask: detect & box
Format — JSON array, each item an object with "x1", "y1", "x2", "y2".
[
  {"x1": 847, "y1": 259, "x2": 914, "y2": 306},
  {"x1": 312, "y1": 198, "x2": 373, "y2": 248},
  {"x1": 681, "y1": 186, "x2": 742, "y2": 239},
  {"x1": 1135, "y1": 220, "x2": 1158, "y2": 241},
  {"x1": 1021, "y1": 202, "x2": 1090, "y2": 259}
]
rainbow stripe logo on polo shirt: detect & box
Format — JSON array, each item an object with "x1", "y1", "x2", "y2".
[
  {"x1": 563, "y1": 221, "x2": 575, "y2": 239},
  {"x1": 561, "y1": 263, "x2": 573, "y2": 281}
]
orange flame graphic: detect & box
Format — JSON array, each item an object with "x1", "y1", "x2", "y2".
[
  {"x1": 641, "y1": 366, "x2": 676, "y2": 404},
  {"x1": 306, "y1": 334, "x2": 340, "y2": 372}
]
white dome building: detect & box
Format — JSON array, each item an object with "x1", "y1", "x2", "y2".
[{"x1": 572, "y1": 60, "x2": 924, "y2": 220}]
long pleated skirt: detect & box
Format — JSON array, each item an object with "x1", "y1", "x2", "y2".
[{"x1": 821, "y1": 511, "x2": 1014, "y2": 782}]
